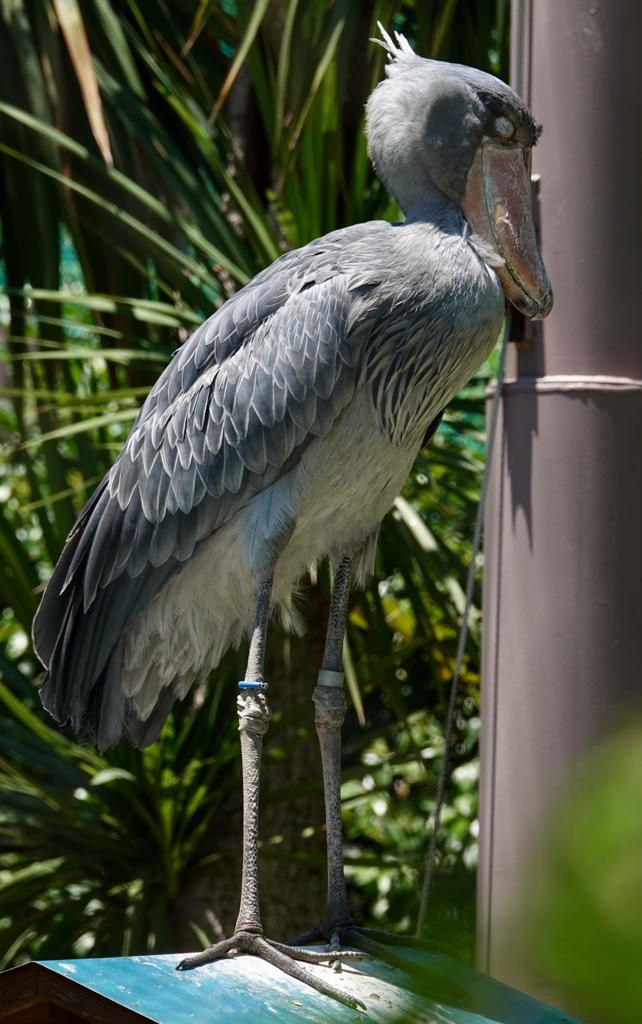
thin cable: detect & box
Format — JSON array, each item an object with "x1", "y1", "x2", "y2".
[
  {"x1": 514, "y1": 0, "x2": 526, "y2": 98},
  {"x1": 416, "y1": 316, "x2": 510, "y2": 937},
  {"x1": 481, "y1": 371, "x2": 507, "y2": 971}
]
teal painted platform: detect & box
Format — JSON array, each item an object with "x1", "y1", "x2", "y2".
[{"x1": 0, "y1": 948, "x2": 585, "y2": 1024}]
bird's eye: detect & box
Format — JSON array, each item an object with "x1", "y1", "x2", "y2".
[{"x1": 494, "y1": 116, "x2": 515, "y2": 139}]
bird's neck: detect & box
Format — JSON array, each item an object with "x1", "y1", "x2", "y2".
[{"x1": 403, "y1": 191, "x2": 465, "y2": 235}]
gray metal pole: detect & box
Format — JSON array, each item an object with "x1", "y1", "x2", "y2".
[{"x1": 477, "y1": 0, "x2": 642, "y2": 1006}]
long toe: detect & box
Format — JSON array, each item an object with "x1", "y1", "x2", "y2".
[
  {"x1": 265, "y1": 938, "x2": 365, "y2": 964},
  {"x1": 176, "y1": 936, "x2": 237, "y2": 970},
  {"x1": 256, "y1": 936, "x2": 366, "y2": 1010}
]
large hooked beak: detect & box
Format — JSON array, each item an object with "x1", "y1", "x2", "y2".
[{"x1": 462, "y1": 141, "x2": 553, "y2": 320}]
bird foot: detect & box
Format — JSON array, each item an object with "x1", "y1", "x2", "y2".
[
  {"x1": 287, "y1": 922, "x2": 469, "y2": 1006},
  {"x1": 176, "y1": 930, "x2": 367, "y2": 1011}
]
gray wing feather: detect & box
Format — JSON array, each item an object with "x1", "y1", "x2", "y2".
[{"x1": 34, "y1": 221, "x2": 388, "y2": 747}]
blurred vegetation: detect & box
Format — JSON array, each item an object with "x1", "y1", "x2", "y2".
[
  {"x1": 0, "y1": 0, "x2": 510, "y2": 969},
  {"x1": 519, "y1": 721, "x2": 642, "y2": 1024}
]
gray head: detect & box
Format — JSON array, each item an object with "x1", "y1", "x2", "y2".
[
  {"x1": 366, "y1": 30, "x2": 539, "y2": 211},
  {"x1": 366, "y1": 28, "x2": 553, "y2": 319}
]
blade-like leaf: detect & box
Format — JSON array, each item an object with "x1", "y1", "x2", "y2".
[{"x1": 52, "y1": 0, "x2": 113, "y2": 165}]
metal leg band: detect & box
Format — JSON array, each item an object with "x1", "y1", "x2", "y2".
[
  {"x1": 317, "y1": 670, "x2": 344, "y2": 688},
  {"x1": 238, "y1": 681, "x2": 269, "y2": 691}
]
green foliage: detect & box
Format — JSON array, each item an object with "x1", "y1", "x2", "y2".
[
  {"x1": 0, "y1": 0, "x2": 508, "y2": 967},
  {"x1": 521, "y1": 723, "x2": 642, "y2": 1024},
  {"x1": 342, "y1": 710, "x2": 480, "y2": 958},
  {"x1": 0, "y1": 659, "x2": 242, "y2": 966}
]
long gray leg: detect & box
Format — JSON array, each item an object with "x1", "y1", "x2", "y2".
[
  {"x1": 288, "y1": 558, "x2": 470, "y2": 1007},
  {"x1": 234, "y1": 577, "x2": 273, "y2": 933},
  {"x1": 177, "y1": 577, "x2": 365, "y2": 1011},
  {"x1": 287, "y1": 555, "x2": 353, "y2": 949},
  {"x1": 315, "y1": 556, "x2": 353, "y2": 943}
]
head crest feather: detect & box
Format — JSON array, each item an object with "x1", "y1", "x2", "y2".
[{"x1": 372, "y1": 22, "x2": 417, "y2": 75}]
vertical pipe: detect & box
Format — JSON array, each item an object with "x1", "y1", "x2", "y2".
[{"x1": 478, "y1": 0, "x2": 642, "y2": 1005}]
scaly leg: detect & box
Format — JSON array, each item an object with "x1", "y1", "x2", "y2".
[
  {"x1": 315, "y1": 554, "x2": 353, "y2": 945},
  {"x1": 288, "y1": 555, "x2": 356, "y2": 947},
  {"x1": 177, "y1": 578, "x2": 365, "y2": 1010},
  {"x1": 289, "y1": 558, "x2": 468, "y2": 1005}
]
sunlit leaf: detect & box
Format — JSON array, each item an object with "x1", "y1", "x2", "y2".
[{"x1": 52, "y1": 0, "x2": 113, "y2": 165}]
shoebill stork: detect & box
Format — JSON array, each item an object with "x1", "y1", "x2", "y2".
[{"x1": 33, "y1": 28, "x2": 552, "y2": 1009}]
